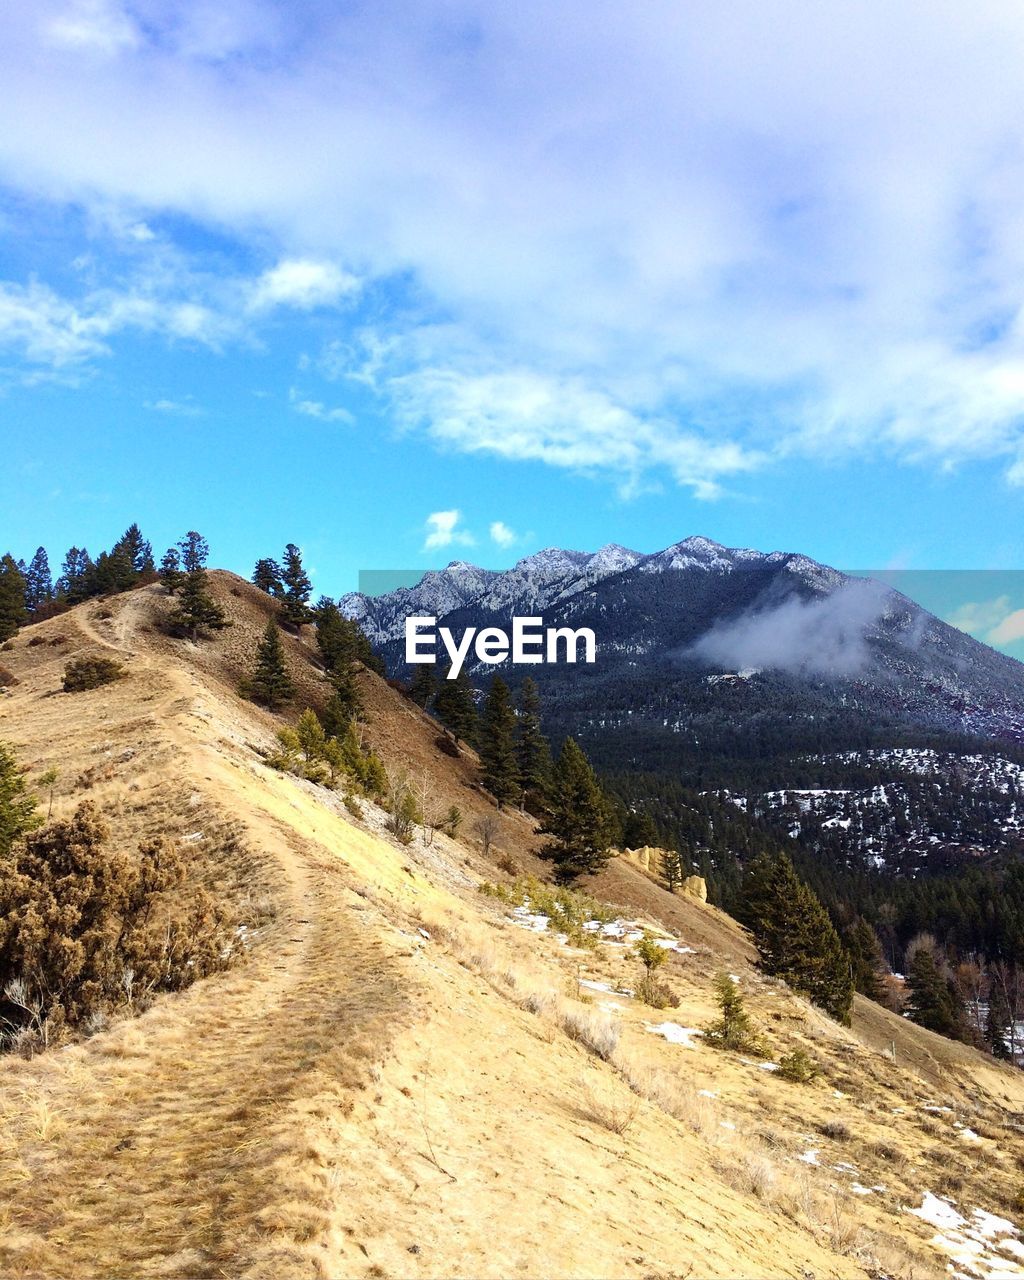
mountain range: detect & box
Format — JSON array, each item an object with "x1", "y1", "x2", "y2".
[{"x1": 343, "y1": 536, "x2": 1024, "y2": 876}]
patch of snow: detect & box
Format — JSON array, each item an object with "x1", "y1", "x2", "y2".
[
  {"x1": 907, "y1": 1192, "x2": 965, "y2": 1231},
  {"x1": 958, "y1": 1128, "x2": 982, "y2": 1143},
  {"x1": 698, "y1": 1089, "x2": 718, "y2": 1098},
  {"x1": 758, "y1": 1061, "x2": 780, "y2": 1072},
  {"x1": 799, "y1": 1150, "x2": 821, "y2": 1165},
  {"x1": 850, "y1": 1183, "x2": 873, "y2": 1196},
  {"x1": 645, "y1": 1022, "x2": 702, "y2": 1048}
]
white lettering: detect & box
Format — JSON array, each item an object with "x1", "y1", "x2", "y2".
[
  {"x1": 546, "y1": 627, "x2": 597, "y2": 664},
  {"x1": 405, "y1": 616, "x2": 437, "y2": 663},
  {"x1": 512, "y1": 616, "x2": 544, "y2": 663},
  {"x1": 475, "y1": 627, "x2": 509, "y2": 663},
  {"x1": 439, "y1": 626, "x2": 477, "y2": 678}
]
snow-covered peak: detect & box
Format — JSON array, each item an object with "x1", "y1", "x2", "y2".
[
  {"x1": 587, "y1": 543, "x2": 642, "y2": 574},
  {"x1": 642, "y1": 535, "x2": 746, "y2": 573}
]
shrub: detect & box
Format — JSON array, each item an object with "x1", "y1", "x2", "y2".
[
  {"x1": 559, "y1": 1005, "x2": 621, "y2": 1060},
  {"x1": 0, "y1": 667, "x2": 18, "y2": 688},
  {"x1": 343, "y1": 793, "x2": 364, "y2": 819},
  {"x1": 817, "y1": 1119, "x2": 851, "y2": 1141},
  {"x1": 777, "y1": 1048, "x2": 820, "y2": 1083},
  {"x1": 635, "y1": 972, "x2": 679, "y2": 1009},
  {"x1": 441, "y1": 805, "x2": 462, "y2": 838},
  {"x1": 63, "y1": 656, "x2": 124, "y2": 693},
  {"x1": 0, "y1": 802, "x2": 235, "y2": 1052}
]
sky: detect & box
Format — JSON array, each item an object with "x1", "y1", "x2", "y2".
[{"x1": 3, "y1": 1, "x2": 1024, "y2": 656}]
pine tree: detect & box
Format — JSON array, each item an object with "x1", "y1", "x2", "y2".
[
  {"x1": 662, "y1": 845, "x2": 685, "y2": 892},
  {"x1": 740, "y1": 850, "x2": 854, "y2": 1024},
  {"x1": 280, "y1": 544, "x2": 313, "y2": 629},
  {"x1": 434, "y1": 666, "x2": 477, "y2": 744},
  {"x1": 0, "y1": 555, "x2": 28, "y2": 642},
  {"x1": 314, "y1": 597, "x2": 384, "y2": 676},
  {"x1": 515, "y1": 677, "x2": 552, "y2": 810},
  {"x1": 408, "y1": 665, "x2": 437, "y2": 709},
  {"x1": 322, "y1": 666, "x2": 362, "y2": 736},
  {"x1": 113, "y1": 523, "x2": 154, "y2": 575},
  {"x1": 159, "y1": 547, "x2": 183, "y2": 595},
  {"x1": 538, "y1": 737, "x2": 615, "y2": 881},
  {"x1": 57, "y1": 547, "x2": 93, "y2": 603},
  {"x1": 243, "y1": 619, "x2": 294, "y2": 709},
  {"x1": 168, "y1": 535, "x2": 226, "y2": 641},
  {"x1": 987, "y1": 979, "x2": 1012, "y2": 1061},
  {"x1": 480, "y1": 676, "x2": 519, "y2": 808},
  {"x1": 703, "y1": 972, "x2": 762, "y2": 1052},
  {"x1": 0, "y1": 740, "x2": 41, "y2": 854},
  {"x1": 296, "y1": 708, "x2": 327, "y2": 762},
  {"x1": 178, "y1": 531, "x2": 210, "y2": 575},
  {"x1": 252, "y1": 558, "x2": 283, "y2": 596},
  {"x1": 906, "y1": 946, "x2": 968, "y2": 1040},
  {"x1": 844, "y1": 916, "x2": 886, "y2": 1001},
  {"x1": 24, "y1": 548, "x2": 53, "y2": 612}
]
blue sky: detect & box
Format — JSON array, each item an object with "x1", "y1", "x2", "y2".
[{"x1": 3, "y1": 2, "x2": 1024, "y2": 656}]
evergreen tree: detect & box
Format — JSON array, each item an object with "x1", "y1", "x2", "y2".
[
  {"x1": 538, "y1": 737, "x2": 615, "y2": 881},
  {"x1": 516, "y1": 677, "x2": 552, "y2": 810},
  {"x1": 0, "y1": 555, "x2": 28, "y2": 642},
  {"x1": 844, "y1": 916, "x2": 887, "y2": 1001},
  {"x1": 703, "y1": 972, "x2": 762, "y2": 1052},
  {"x1": 408, "y1": 665, "x2": 437, "y2": 709},
  {"x1": 906, "y1": 946, "x2": 969, "y2": 1041},
  {"x1": 24, "y1": 548, "x2": 53, "y2": 611},
  {"x1": 662, "y1": 845, "x2": 685, "y2": 892},
  {"x1": 159, "y1": 547, "x2": 183, "y2": 595},
  {"x1": 252, "y1": 558, "x2": 283, "y2": 596},
  {"x1": 0, "y1": 740, "x2": 41, "y2": 854},
  {"x1": 622, "y1": 808, "x2": 659, "y2": 849},
  {"x1": 434, "y1": 666, "x2": 477, "y2": 744},
  {"x1": 987, "y1": 979, "x2": 1012, "y2": 1061},
  {"x1": 168, "y1": 535, "x2": 226, "y2": 641},
  {"x1": 740, "y1": 850, "x2": 854, "y2": 1024},
  {"x1": 322, "y1": 666, "x2": 362, "y2": 736},
  {"x1": 480, "y1": 676, "x2": 519, "y2": 808},
  {"x1": 113, "y1": 523, "x2": 154, "y2": 575},
  {"x1": 178, "y1": 531, "x2": 210, "y2": 575},
  {"x1": 280, "y1": 543, "x2": 313, "y2": 629},
  {"x1": 242, "y1": 619, "x2": 293, "y2": 709},
  {"x1": 314, "y1": 597, "x2": 384, "y2": 676},
  {"x1": 57, "y1": 547, "x2": 93, "y2": 603}
]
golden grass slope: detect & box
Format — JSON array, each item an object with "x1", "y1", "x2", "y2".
[{"x1": 0, "y1": 574, "x2": 1019, "y2": 1279}]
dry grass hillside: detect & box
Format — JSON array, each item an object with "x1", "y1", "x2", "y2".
[{"x1": 1, "y1": 572, "x2": 1024, "y2": 1279}]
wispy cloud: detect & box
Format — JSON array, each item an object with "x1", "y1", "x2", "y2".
[
  {"x1": 144, "y1": 397, "x2": 203, "y2": 417},
  {"x1": 423, "y1": 509, "x2": 475, "y2": 552},
  {"x1": 288, "y1": 387, "x2": 353, "y2": 424}
]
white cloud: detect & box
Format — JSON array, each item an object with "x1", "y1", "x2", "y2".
[
  {"x1": 489, "y1": 521, "x2": 518, "y2": 547},
  {"x1": 423, "y1": 509, "x2": 475, "y2": 551},
  {"x1": 249, "y1": 260, "x2": 358, "y2": 312},
  {"x1": 946, "y1": 596, "x2": 1013, "y2": 636},
  {"x1": 288, "y1": 388, "x2": 353, "y2": 423},
  {"x1": 988, "y1": 609, "x2": 1024, "y2": 645},
  {"x1": 45, "y1": 0, "x2": 139, "y2": 54},
  {"x1": 10, "y1": 3, "x2": 1024, "y2": 485}
]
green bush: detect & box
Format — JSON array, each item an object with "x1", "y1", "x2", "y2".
[
  {"x1": 777, "y1": 1048, "x2": 820, "y2": 1083},
  {"x1": 63, "y1": 656, "x2": 124, "y2": 693}
]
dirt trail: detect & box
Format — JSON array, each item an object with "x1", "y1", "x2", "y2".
[{"x1": 0, "y1": 592, "x2": 412, "y2": 1279}]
